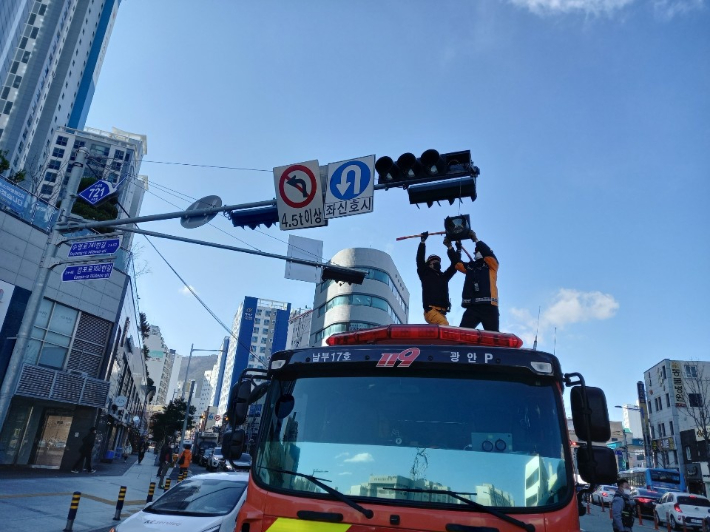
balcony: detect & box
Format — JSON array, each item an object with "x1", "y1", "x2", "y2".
[{"x1": 15, "y1": 364, "x2": 110, "y2": 408}]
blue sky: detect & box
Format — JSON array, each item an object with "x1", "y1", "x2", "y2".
[{"x1": 85, "y1": 0, "x2": 709, "y2": 414}]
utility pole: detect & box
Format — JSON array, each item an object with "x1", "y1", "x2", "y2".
[
  {"x1": 0, "y1": 149, "x2": 87, "y2": 433},
  {"x1": 180, "y1": 380, "x2": 196, "y2": 451}
]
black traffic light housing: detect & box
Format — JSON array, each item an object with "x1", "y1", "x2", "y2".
[
  {"x1": 444, "y1": 214, "x2": 472, "y2": 242},
  {"x1": 228, "y1": 205, "x2": 279, "y2": 229},
  {"x1": 375, "y1": 149, "x2": 480, "y2": 207},
  {"x1": 321, "y1": 264, "x2": 367, "y2": 285}
]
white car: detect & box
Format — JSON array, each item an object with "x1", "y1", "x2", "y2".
[
  {"x1": 109, "y1": 471, "x2": 248, "y2": 532},
  {"x1": 654, "y1": 492, "x2": 710, "y2": 530},
  {"x1": 591, "y1": 484, "x2": 617, "y2": 505},
  {"x1": 208, "y1": 446, "x2": 224, "y2": 471}
]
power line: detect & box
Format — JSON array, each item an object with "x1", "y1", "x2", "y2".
[{"x1": 142, "y1": 160, "x2": 271, "y2": 173}]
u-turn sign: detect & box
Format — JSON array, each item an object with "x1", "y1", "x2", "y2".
[{"x1": 324, "y1": 155, "x2": 375, "y2": 219}]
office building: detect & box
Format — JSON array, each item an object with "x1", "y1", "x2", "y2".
[
  {"x1": 0, "y1": 0, "x2": 122, "y2": 175},
  {"x1": 310, "y1": 248, "x2": 409, "y2": 346},
  {"x1": 216, "y1": 298, "x2": 290, "y2": 415},
  {"x1": 144, "y1": 325, "x2": 175, "y2": 407}
]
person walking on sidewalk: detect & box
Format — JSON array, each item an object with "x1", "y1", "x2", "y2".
[
  {"x1": 137, "y1": 439, "x2": 146, "y2": 464},
  {"x1": 157, "y1": 440, "x2": 173, "y2": 488},
  {"x1": 71, "y1": 427, "x2": 97, "y2": 473},
  {"x1": 123, "y1": 441, "x2": 132, "y2": 462},
  {"x1": 177, "y1": 443, "x2": 192, "y2": 477}
]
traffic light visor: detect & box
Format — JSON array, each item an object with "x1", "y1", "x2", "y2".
[
  {"x1": 375, "y1": 156, "x2": 402, "y2": 184},
  {"x1": 421, "y1": 149, "x2": 445, "y2": 176}
]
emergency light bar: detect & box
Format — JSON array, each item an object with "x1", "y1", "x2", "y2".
[{"x1": 326, "y1": 324, "x2": 524, "y2": 348}]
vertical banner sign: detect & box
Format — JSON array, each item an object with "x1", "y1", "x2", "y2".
[
  {"x1": 274, "y1": 160, "x2": 327, "y2": 231},
  {"x1": 670, "y1": 361, "x2": 686, "y2": 407},
  {"x1": 324, "y1": 155, "x2": 375, "y2": 219}
]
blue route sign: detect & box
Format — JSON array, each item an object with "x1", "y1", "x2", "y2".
[
  {"x1": 62, "y1": 262, "x2": 114, "y2": 282},
  {"x1": 78, "y1": 180, "x2": 114, "y2": 205},
  {"x1": 68, "y1": 238, "x2": 120, "y2": 257}
]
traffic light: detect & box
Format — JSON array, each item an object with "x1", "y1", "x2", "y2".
[
  {"x1": 228, "y1": 205, "x2": 279, "y2": 229},
  {"x1": 375, "y1": 149, "x2": 480, "y2": 207},
  {"x1": 321, "y1": 264, "x2": 367, "y2": 285}
]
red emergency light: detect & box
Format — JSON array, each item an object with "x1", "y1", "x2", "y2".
[{"x1": 326, "y1": 324, "x2": 524, "y2": 348}]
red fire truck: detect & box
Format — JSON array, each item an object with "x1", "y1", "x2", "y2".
[{"x1": 223, "y1": 324, "x2": 616, "y2": 532}]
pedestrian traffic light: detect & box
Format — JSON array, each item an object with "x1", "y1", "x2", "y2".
[
  {"x1": 375, "y1": 149, "x2": 480, "y2": 207},
  {"x1": 228, "y1": 205, "x2": 279, "y2": 229}
]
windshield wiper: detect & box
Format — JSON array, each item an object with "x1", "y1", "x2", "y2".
[
  {"x1": 262, "y1": 467, "x2": 374, "y2": 519},
  {"x1": 386, "y1": 488, "x2": 534, "y2": 532}
]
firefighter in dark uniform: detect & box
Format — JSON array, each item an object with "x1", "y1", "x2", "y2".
[
  {"x1": 416, "y1": 232, "x2": 459, "y2": 325},
  {"x1": 612, "y1": 478, "x2": 635, "y2": 532},
  {"x1": 456, "y1": 230, "x2": 500, "y2": 331}
]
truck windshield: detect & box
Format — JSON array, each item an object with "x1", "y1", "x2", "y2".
[{"x1": 255, "y1": 372, "x2": 570, "y2": 510}]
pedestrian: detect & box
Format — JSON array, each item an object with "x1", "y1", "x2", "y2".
[
  {"x1": 416, "y1": 232, "x2": 460, "y2": 325},
  {"x1": 455, "y1": 230, "x2": 500, "y2": 331},
  {"x1": 70, "y1": 427, "x2": 97, "y2": 473},
  {"x1": 177, "y1": 443, "x2": 192, "y2": 477},
  {"x1": 137, "y1": 439, "x2": 146, "y2": 464},
  {"x1": 157, "y1": 439, "x2": 173, "y2": 488},
  {"x1": 122, "y1": 441, "x2": 132, "y2": 462},
  {"x1": 612, "y1": 478, "x2": 635, "y2": 532}
]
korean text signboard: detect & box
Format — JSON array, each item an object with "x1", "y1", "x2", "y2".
[
  {"x1": 68, "y1": 238, "x2": 121, "y2": 257},
  {"x1": 324, "y1": 155, "x2": 375, "y2": 219},
  {"x1": 274, "y1": 160, "x2": 327, "y2": 230},
  {"x1": 62, "y1": 263, "x2": 114, "y2": 282},
  {"x1": 670, "y1": 361, "x2": 686, "y2": 407}
]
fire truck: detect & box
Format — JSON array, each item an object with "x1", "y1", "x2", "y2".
[{"x1": 223, "y1": 324, "x2": 617, "y2": 532}]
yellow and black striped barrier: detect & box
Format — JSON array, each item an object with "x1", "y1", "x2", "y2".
[
  {"x1": 163, "y1": 478, "x2": 171, "y2": 491},
  {"x1": 62, "y1": 491, "x2": 81, "y2": 531},
  {"x1": 146, "y1": 482, "x2": 156, "y2": 503},
  {"x1": 112, "y1": 486, "x2": 127, "y2": 520}
]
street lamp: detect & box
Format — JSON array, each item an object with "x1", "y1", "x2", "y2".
[{"x1": 182, "y1": 344, "x2": 224, "y2": 400}]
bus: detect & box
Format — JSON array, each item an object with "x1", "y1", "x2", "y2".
[
  {"x1": 224, "y1": 325, "x2": 616, "y2": 532},
  {"x1": 620, "y1": 467, "x2": 685, "y2": 493}
]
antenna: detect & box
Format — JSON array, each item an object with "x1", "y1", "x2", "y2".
[
  {"x1": 532, "y1": 306, "x2": 541, "y2": 351},
  {"x1": 553, "y1": 327, "x2": 557, "y2": 356}
]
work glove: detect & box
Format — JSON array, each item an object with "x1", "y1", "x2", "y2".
[
  {"x1": 443, "y1": 237, "x2": 451, "y2": 248},
  {"x1": 470, "y1": 230, "x2": 478, "y2": 241},
  {"x1": 420, "y1": 231, "x2": 428, "y2": 242}
]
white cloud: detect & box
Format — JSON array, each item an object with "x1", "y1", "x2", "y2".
[
  {"x1": 509, "y1": 0, "x2": 635, "y2": 15},
  {"x1": 338, "y1": 471, "x2": 353, "y2": 476},
  {"x1": 179, "y1": 285, "x2": 197, "y2": 295},
  {"x1": 652, "y1": 0, "x2": 705, "y2": 19},
  {"x1": 344, "y1": 453, "x2": 374, "y2": 463},
  {"x1": 335, "y1": 452, "x2": 350, "y2": 460},
  {"x1": 509, "y1": 288, "x2": 619, "y2": 346}
]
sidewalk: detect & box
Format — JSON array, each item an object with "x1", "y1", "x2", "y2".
[{"x1": 0, "y1": 454, "x2": 191, "y2": 532}]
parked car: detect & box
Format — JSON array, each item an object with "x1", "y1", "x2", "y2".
[
  {"x1": 630, "y1": 488, "x2": 662, "y2": 517},
  {"x1": 654, "y1": 492, "x2": 710, "y2": 530},
  {"x1": 591, "y1": 485, "x2": 617, "y2": 506},
  {"x1": 208, "y1": 447, "x2": 224, "y2": 471},
  {"x1": 109, "y1": 471, "x2": 248, "y2": 532},
  {"x1": 195, "y1": 443, "x2": 216, "y2": 466},
  {"x1": 200, "y1": 448, "x2": 214, "y2": 467}
]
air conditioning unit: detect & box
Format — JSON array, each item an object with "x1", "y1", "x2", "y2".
[{"x1": 68, "y1": 370, "x2": 88, "y2": 377}]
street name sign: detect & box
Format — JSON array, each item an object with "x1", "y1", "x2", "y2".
[
  {"x1": 273, "y1": 160, "x2": 327, "y2": 230},
  {"x1": 68, "y1": 237, "x2": 121, "y2": 257},
  {"x1": 78, "y1": 180, "x2": 116, "y2": 205},
  {"x1": 62, "y1": 262, "x2": 114, "y2": 282},
  {"x1": 324, "y1": 155, "x2": 375, "y2": 219}
]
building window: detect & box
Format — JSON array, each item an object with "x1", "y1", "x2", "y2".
[
  {"x1": 666, "y1": 393, "x2": 670, "y2": 408},
  {"x1": 45, "y1": 171, "x2": 57, "y2": 182},
  {"x1": 648, "y1": 401, "x2": 652, "y2": 414},
  {"x1": 114, "y1": 149, "x2": 124, "y2": 160},
  {"x1": 48, "y1": 159, "x2": 61, "y2": 170},
  {"x1": 56, "y1": 135, "x2": 68, "y2": 146},
  {"x1": 13, "y1": 76, "x2": 22, "y2": 89},
  {"x1": 669, "y1": 421, "x2": 674, "y2": 435},
  {"x1": 29, "y1": 299, "x2": 79, "y2": 369},
  {"x1": 264, "y1": 319, "x2": 270, "y2": 325},
  {"x1": 689, "y1": 393, "x2": 702, "y2": 407},
  {"x1": 253, "y1": 327, "x2": 259, "y2": 334},
  {"x1": 256, "y1": 309, "x2": 262, "y2": 315},
  {"x1": 254, "y1": 318, "x2": 260, "y2": 325},
  {"x1": 684, "y1": 364, "x2": 698, "y2": 378},
  {"x1": 251, "y1": 336, "x2": 258, "y2": 343},
  {"x1": 651, "y1": 425, "x2": 655, "y2": 439},
  {"x1": 40, "y1": 184, "x2": 54, "y2": 195},
  {"x1": 52, "y1": 147, "x2": 65, "y2": 158},
  {"x1": 259, "y1": 347, "x2": 266, "y2": 354},
  {"x1": 261, "y1": 338, "x2": 267, "y2": 344}
]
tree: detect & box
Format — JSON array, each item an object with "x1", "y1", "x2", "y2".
[
  {"x1": 150, "y1": 398, "x2": 196, "y2": 444},
  {"x1": 677, "y1": 361, "x2": 710, "y2": 462}
]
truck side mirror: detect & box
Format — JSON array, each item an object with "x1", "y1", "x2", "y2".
[
  {"x1": 227, "y1": 380, "x2": 253, "y2": 428},
  {"x1": 571, "y1": 386, "x2": 611, "y2": 442},
  {"x1": 577, "y1": 445, "x2": 618, "y2": 485},
  {"x1": 221, "y1": 429, "x2": 245, "y2": 461}
]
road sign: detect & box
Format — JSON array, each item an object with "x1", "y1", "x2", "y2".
[
  {"x1": 62, "y1": 262, "x2": 114, "y2": 282},
  {"x1": 68, "y1": 237, "x2": 121, "y2": 257},
  {"x1": 180, "y1": 195, "x2": 223, "y2": 229},
  {"x1": 325, "y1": 155, "x2": 375, "y2": 219},
  {"x1": 214, "y1": 415, "x2": 221, "y2": 421},
  {"x1": 78, "y1": 180, "x2": 116, "y2": 206},
  {"x1": 274, "y1": 160, "x2": 327, "y2": 230}
]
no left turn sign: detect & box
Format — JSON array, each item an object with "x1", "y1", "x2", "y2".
[{"x1": 273, "y1": 160, "x2": 327, "y2": 230}]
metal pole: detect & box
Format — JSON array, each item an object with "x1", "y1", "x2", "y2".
[
  {"x1": 0, "y1": 149, "x2": 87, "y2": 434},
  {"x1": 182, "y1": 345, "x2": 194, "y2": 400},
  {"x1": 180, "y1": 380, "x2": 196, "y2": 451},
  {"x1": 56, "y1": 199, "x2": 276, "y2": 231}
]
